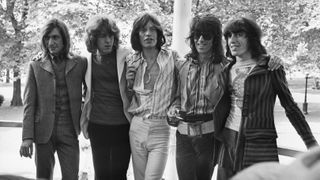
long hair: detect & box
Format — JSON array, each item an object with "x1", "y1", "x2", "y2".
[
  {"x1": 186, "y1": 14, "x2": 224, "y2": 64},
  {"x1": 223, "y1": 17, "x2": 267, "y2": 61},
  {"x1": 84, "y1": 15, "x2": 120, "y2": 54},
  {"x1": 40, "y1": 18, "x2": 70, "y2": 58},
  {"x1": 130, "y1": 13, "x2": 166, "y2": 52}
]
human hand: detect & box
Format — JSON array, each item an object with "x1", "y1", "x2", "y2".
[
  {"x1": 167, "y1": 107, "x2": 179, "y2": 118},
  {"x1": 167, "y1": 107, "x2": 182, "y2": 127},
  {"x1": 268, "y1": 55, "x2": 283, "y2": 71},
  {"x1": 19, "y1": 139, "x2": 33, "y2": 158},
  {"x1": 126, "y1": 66, "x2": 136, "y2": 81},
  {"x1": 126, "y1": 66, "x2": 137, "y2": 89}
]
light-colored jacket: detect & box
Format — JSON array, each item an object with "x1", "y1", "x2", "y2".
[{"x1": 80, "y1": 47, "x2": 132, "y2": 139}]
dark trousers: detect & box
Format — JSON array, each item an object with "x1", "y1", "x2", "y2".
[
  {"x1": 217, "y1": 129, "x2": 238, "y2": 180},
  {"x1": 88, "y1": 122, "x2": 131, "y2": 180},
  {"x1": 216, "y1": 145, "x2": 237, "y2": 180},
  {"x1": 176, "y1": 131, "x2": 220, "y2": 180},
  {"x1": 35, "y1": 122, "x2": 79, "y2": 180}
]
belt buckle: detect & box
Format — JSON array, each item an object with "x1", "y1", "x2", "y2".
[{"x1": 187, "y1": 121, "x2": 203, "y2": 137}]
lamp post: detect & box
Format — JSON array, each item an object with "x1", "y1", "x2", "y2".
[{"x1": 302, "y1": 73, "x2": 309, "y2": 114}]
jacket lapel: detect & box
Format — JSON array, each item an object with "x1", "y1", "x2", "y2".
[
  {"x1": 65, "y1": 57, "x2": 77, "y2": 75},
  {"x1": 117, "y1": 49, "x2": 124, "y2": 83},
  {"x1": 40, "y1": 56, "x2": 54, "y2": 75},
  {"x1": 249, "y1": 57, "x2": 269, "y2": 76}
]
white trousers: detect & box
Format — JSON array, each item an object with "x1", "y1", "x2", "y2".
[{"x1": 129, "y1": 116, "x2": 171, "y2": 180}]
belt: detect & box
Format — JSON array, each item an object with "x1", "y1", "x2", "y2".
[
  {"x1": 183, "y1": 114, "x2": 212, "y2": 123},
  {"x1": 177, "y1": 120, "x2": 214, "y2": 136},
  {"x1": 135, "y1": 114, "x2": 167, "y2": 120}
]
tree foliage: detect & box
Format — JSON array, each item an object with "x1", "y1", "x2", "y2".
[
  {"x1": 192, "y1": 0, "x2": 320, "y2": 73},
  {"x1": 1, "y1": 0, "x2": 320, "y2": 106}
]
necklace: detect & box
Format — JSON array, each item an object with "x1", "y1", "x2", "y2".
[{"x1": 144, "y1": 59, "x2": 157, "y2": 84}]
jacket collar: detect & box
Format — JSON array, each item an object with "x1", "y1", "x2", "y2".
[
  {"x1": 116, "y1": 48, "x2": 130, "y2": 83},
  {"x1": 226, "y1": 55, "x2": 270, "y2": 76},
  {"x1": 249, "y1": 55, "x2": 270, "y2": 76},
  {"x1": 39, "y1": 54, "x2": 77, "y2": 75},
  {"x1": 87, "y1": 47, "x2": 130, "y2": 84},
  {"x1": 39, "y1": 55, "x2": 54, "y2": 74},
  {"x1": 135, "y1": 48, "x2": 168, "y2": 63}
]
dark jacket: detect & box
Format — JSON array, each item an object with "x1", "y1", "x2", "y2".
[
  {"x1": 213, "y1": 56, "x2": 318, "y2": 171},
  {"x1": 22, "y1": 54, "x2": 87, "y2": 144}
]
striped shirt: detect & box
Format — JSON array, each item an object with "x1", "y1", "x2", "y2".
[
  {"x1": 186, "y1": 57, "x2": 221, "y2": 115},
  {"x1": 126, "y1": 49, "x2": 180, "y2": 117}
]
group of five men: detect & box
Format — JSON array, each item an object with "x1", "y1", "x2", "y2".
[{"x1": 19, "y1": 12, "x2": 318, "y2": 180}]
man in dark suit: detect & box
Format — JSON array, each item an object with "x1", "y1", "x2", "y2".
[{"x1": 19, "y1": 18, "x2": 87, "y2": 180}]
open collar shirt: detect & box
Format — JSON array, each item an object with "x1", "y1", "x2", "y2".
[
  {"x1": 127, "y1": 49, "x2": 180, "y2": 118},
  {"x1": 182, "y1": 56, "x2": 223, "y2": 115}
]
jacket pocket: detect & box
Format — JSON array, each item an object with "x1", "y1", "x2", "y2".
[{"x1": 242, "y1": 128, "x2": 279, "y2": 168}]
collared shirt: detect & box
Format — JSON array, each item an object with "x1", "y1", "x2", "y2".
[
  {"x1": 127, "y1": 49, "x2": 179, "y2": 117},
  {"x1": 186, "y1": 57, "x2": 220, "y2": 115}
]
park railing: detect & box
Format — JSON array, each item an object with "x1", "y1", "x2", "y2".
[{"x1": 0, "y1": 120, "x2": 22, "y2": 128}]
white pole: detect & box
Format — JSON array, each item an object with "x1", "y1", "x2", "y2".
[
  {"x1": 171, "y1": 0, "x2": 192, "y2": 57},
  {"x1": 164, "y1": 2, "x2": 192, "y2": 179}
]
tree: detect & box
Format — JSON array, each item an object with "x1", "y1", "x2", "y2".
[
  {"x1": 5, "y1": 0, "x2": 319, "y2": 108},
  {"x1": 1, "y1": 0, "x2": 175, "y2": 107},
  {"x1": 0, "y1": 0, "x2": 30, "y2": 106},
  {"x1": 192, "y1": 0, "x2": 320, "y2": 73}
]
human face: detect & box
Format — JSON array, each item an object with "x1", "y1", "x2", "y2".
[
  {"x1": 194, "y1": 31, "x2": 213, "y2": 56},
  {"x1": 97, "y1": 34, "x2": 115, "y2": 55},
  {"x1": 139, "y1": 21, "x2": 158, "y2": 49},
  {"x1": 227, "y1": 32, "x2": 251, "y2": 60},
  {"x1": 45, "y1": 28, "x2": 64, "y2": 56}
]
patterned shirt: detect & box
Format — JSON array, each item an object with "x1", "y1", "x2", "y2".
[
  {"x1": 225, "y1": 60, "x2": 256, "y2": 131},
  {"x1": 126, "y1": 49, "x2": 180, "y2": 118},
  {"x1": 186, "y1": 57, "x2": 221, "y2": 115},
  {"x1": 50, "y1": 56, "x2": 72, "y2": 124}
]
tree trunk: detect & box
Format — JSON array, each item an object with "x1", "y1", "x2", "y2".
[
  {"x1": 6, "y1": 69, "x2": 10, "y2": 83},
  {"x1": 10, "y1": 66, "x2": 22, "y2": 106}
]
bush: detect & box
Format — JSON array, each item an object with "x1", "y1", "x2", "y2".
[{"x1": 0, "y1": 94, "x2": 4, "y2": 106}]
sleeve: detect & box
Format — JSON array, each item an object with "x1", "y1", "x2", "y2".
[
  {"x1": 168, "y1": 50, "x2": 186, "y2": 111},
  {"x1": 82, "y1": 57, "x2": 88, "y2": 105},
  {"x1": 124, "y1": 60, "x2": 134, "y2": 101},
  {"x1": 272, "y1": 67, "x2": 318, "y2": 148},
  {"x1": 22, "y1": 62, "x2": 37, "y2": 141},
  {"x1": 125, "y1": 54, "x2": 135, "y2": 91}
]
